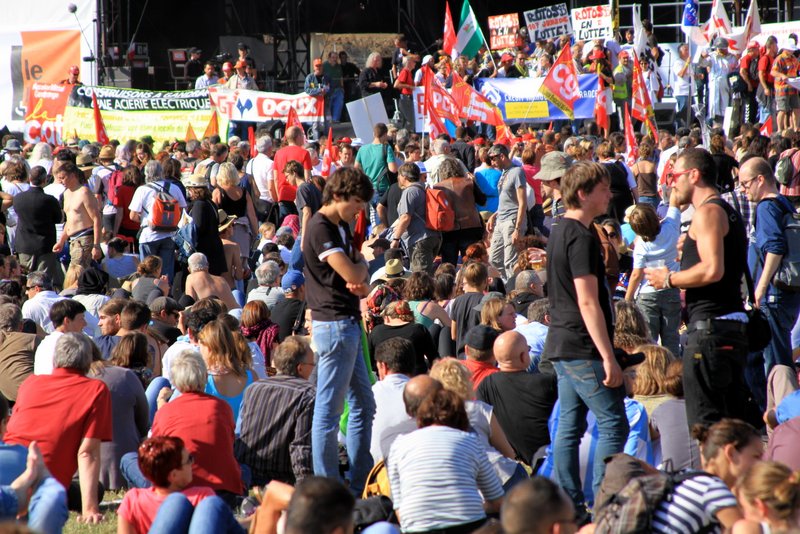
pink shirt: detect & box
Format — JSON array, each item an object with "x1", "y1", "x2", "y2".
[{"x1": 118, "y1": 486, "x2": 215, "y2": 533}]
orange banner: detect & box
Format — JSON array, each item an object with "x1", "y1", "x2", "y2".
[{"x1": 23, "y1": 83, "x2": 73, "y2": 144}]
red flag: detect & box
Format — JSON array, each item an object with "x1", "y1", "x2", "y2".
[
  {"x1": 494, "y1": 107, "x2": 513, "y2": 146},
  {"x1": 203, "y1": 109, "x2": 219, "y2": 139},
  {"x1": 443, "y1": 2, "x2": 457, "y2": 57},
  {"x1": 539, "y1": 44, "x2": 580, "y2": 120},
  {"x1": 91, "y1": 92, "x2": 109, "y2": 145},
  {"x1": 423, "y1": 72, "x2": 459, "y2": 138},
  {"x1": 321, "y1": 128, "x2": 334, "y2": 178},
  {"x1": 353, "y1": 209, "x2": 368, "y2": 251},
  {"x1": 760, "y1": 115, "x2": 774, "y2": 137},
  {"x1": 286, "y1": 106, "x2": 306, "y2": 144},
  {"x1": 631, "y1": 55, "x2": 657, "y2": 138},
  {"x1": 624, "y1": 103, "x2": 638, "y2": 168},
  {"x1": 248, "y1": 126, "x2": 257, "y2": 157},
  {"x1": 595, "y1": 64, "x2": 609, "y2": 131},
  {"x1": 450, "y1": 72, "x2": 501, "y2": 126},
  {"x1": 185, "y1": 123, "x2": 197, "y2": 141}
]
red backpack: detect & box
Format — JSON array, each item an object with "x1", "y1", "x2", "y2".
[
  {"x1": 105, "y1": 169, "x2": 125, "y2": 207},
  {"x1": 424, "y1": 187, "x2": 456, "y2": 232},
  {"x1": 146, "y1": 182, "x2": 182, "y2": 231}
]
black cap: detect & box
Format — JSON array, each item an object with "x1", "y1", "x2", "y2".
[
  {"x1": 237, "y1": 42, "x2": 249, "y2": 50},
  {"x1": 465, "y1": 324, "x2": 500, "y2": 351},
  {"x1": 614, "y1": 348, "x2": 646, "y2": 369},
  {"x1": 189, "y1": 47, "x2": 201, "y2": 55}
]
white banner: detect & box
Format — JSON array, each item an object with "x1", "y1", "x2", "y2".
[
  {"x1": 207, "y1": 86, "x2": 324, "y2": 123},
  {"x1": 523, "y1": 4, "x2": 572, "y2": 42},
  {"x1": 571, "y1": 5, "x2": 613, "y2": 42},
  {"x1": 0, "y1": 0, "x2": 96, "y2": 130}
]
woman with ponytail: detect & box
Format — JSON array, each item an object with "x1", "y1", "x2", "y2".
[{"x1": 733, "y1": 461, "x2": 800, "y2": 534}]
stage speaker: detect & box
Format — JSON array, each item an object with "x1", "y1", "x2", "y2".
[{"x1": 653, "y1": 102, "x2": 676, "y2": 133}]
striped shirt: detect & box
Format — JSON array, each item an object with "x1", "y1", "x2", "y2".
[
  {"x1": 388, "y1": 426, "x2": 504, "y2": 533},
  {"x1": 234, "y1": 375, "x2": 315, "y2": 484},
  {"x1": 651, "y1": 474, "x2": 737, "y2": 534}
]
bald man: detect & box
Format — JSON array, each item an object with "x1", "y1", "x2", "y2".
[
  {"x1": 403, "y1": 374, "x2": 443, "y2": 419},
  {"x1": 272, "y1": 126, "x2": 313, "y2": 224},
  {"x1": 741, "y1": 156, "x2": 800, "y2": 375},
  {"x1": 476, "y1": 331, "x2": 558, "y2": 465}
]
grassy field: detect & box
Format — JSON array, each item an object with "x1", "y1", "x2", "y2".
[{"x1": 62, "y1": 491, "x2": 123, "y2": 534}]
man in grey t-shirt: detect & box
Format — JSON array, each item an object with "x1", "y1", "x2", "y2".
[
  {"x1": 487, "y1": 144, "x2": 527, "y2": 279},
  {"x1": 392, "y1": 163, "x2": 441, "y2": 273}
]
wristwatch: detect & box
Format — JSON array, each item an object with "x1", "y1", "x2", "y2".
[{"x1": 664, "y1": 271, "x2": 673, "y2": 289}]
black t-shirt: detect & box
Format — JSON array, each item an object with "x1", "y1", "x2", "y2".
[
  {"x1": 543, "y1": 218, "x2": 613, "y2": 361},
  {"x1": 449, "y1": 291, "x2": 483, "y2": 354},
  {"x1": 270, "y1": 297, "x2": 306, "y2": 342},
  {"x1": 368, "y1": 322, "x2": 436, "y2": 374},
  {"x1": 303, "y1": 212, "x2": 360, "y2": 320},
  {"x1": 296, "y1": 182, "x2": 322, "y2": 232},
  {"x1": 150, "y1": 320, "x2": 182, "y2": 346},
  {"x1": 378, "y1": 183, "x2": 402, "y2": 228},
  {"x1": 476, "y1": 371, "x2": 558, "y2": 465}
]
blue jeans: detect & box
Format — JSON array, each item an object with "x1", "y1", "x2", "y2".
[
  {"x1": 0, "y1": 477, "x2": 68, "y2": 534},
  {"x1": 763, "y1": 291, "x2": 800, "y2": 375},
  {"x1": 290, "y1": 233, "x2": 304, "y2": 271},
  {"x1": 328, "y1": 88, "x2": 345, "y2": 122},
  {"x1": 636, "y1": 289, "x2": 682, "y2": 357},
  {"x1": 140, "y1": 237, "x2": 176, "y2": 284},
  {"x1": 120, "y1": 452, "x2": 152, "y2": 489},
  {"x1": 638, "y1": 196, "x2": 660, "y2": 208},
  {"x1": 311, "y1": 318, "x2": 376, "y2": 496},
  {"x1": 553, "y1": 359, "x2": 628, "y2": 507},
  {"x1": 149, "y1": 493, "x2": 245, "y2": 534},
  {"x1": 145, "y1": 377, "x2": 172, "y2": 424}
]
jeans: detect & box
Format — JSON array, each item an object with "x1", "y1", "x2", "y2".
[
  {"x1": 502, "y1": 464, "x2": 529, "y2": 493},
  {"x1": 683, "y1": 321, "x2": 757, "y2": 429},
  {"x1": 762, "y1": 291, "x2": 800, "y2": 375},
  {"x1": 140, "y1": 237, "x2": 176, "y2": 284},
  {"x1": 311, "y1": 318, "x2": 376, "y2": 496},
  {"x1": 638, "y1": 196, "x2": 660, "y2": 208},
  {"x1": 0, "y1": 477, "x2": 68, "y2": 534},
  {"x1": 146, "y1": 377, "x2": 172, "y2": 424},
  {"x1": 328, "y1": 88, "x2": 344, "y2": 122},
  {"x1": 490, "y1": 218, "x2": 524, "y2": 280},
  {"x1": 439, "y1": 227, "x2": 484, "y2": 267},
  {"x1": 148, "y1": 493, "x2": 245, "y2": 534},
  {"x1": 553, "y1": 359, "x2": 628, "y2": 507},
  {"x1": 277, "y1": 201, "x2": 298, "y2": 228},
  {"x1": 759, "y1": 95, "x2": 776, "y2": 123},
  {"x1": 290, "y1": 233, "x2": 304, "y2": 271},
  {"x1": 120, "y1": 452, "x2": 152, "y2": 489},
  {"x1": 408, "y1": 234, "x2": 442, "y2": 274},
  {"x1": 636, "y1": 289, "x2": 681, "y2": 357}
]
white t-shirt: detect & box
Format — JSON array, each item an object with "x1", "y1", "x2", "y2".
[
  {"x1": 246, "y1": 153, "x2": 274, "y2": 201},
  {"x1": 672, "y1": 59, "x2": 692, "y2": 97},
  {"x1": 90, "y1": 165, "x2": 117, "y2": 215},
  {"x1": 128, "y1": 180, "x2": 187, "y2": 244}
]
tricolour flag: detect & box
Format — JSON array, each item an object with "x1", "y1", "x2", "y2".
[
  {"x1": 443, "y1": 2, "x2": 457, "y2": 58},
  {"x1": 539, "y1": 44, "x2": 580, "y2": 120},
  {"x1": 91, "y1": 92, "x2": 109, "y2": 145},
  {"x1": 453, "y1": 0, "x2": 485, "y2": 60}
]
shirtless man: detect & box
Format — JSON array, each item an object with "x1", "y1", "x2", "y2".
[
  {"x1": 184, "y1": 252, "x2": 240, "y2": 310},
  {"x1": 52, "y1": 161, "x2": 102, "y2": 267},
  {"x1": 218, "y1": 212, "x2": 246, "y2": 290}
]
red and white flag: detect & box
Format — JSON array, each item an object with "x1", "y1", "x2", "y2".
[
  {"x1": 631, "y1": 55, "x2": 657, "y2": 139},
  {"x1": 321, "y1": 127, "x2": 334, "y2": 178},
  {"x1": 760, "y1": 115, "x2": 774, "y2": 137},
  {"x1": 539, "y1": 44, "x2": 580, "y2": 120},
  {"x1": 451, "y1": 71, "x2": 504, "y2": 126},
  {"x1": 443, "y1": 2, "x2": 457, "y2": 58},
  {"x1": 91, "y1": 92, "x2": 109, "y2": 145},
  {"x1": 624, "y1": 103, "x2": 638, "y2": 168}
]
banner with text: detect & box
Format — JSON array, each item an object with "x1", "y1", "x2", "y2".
[
  {"x1": 23, "y1": 82, "x2": 72, "y2": 145},
  {"x1": 475, "y1": 74, "x2": 599, "y2": 123},
  {"x1": 523, "y1": 4, "x2": 572, "y2": 41},
  {"x1": 571, "y1": 5, "x2": 613, "y2": 42},
  {"x1": 61, "y1": 86, "x2": 213, "y2": 144},
  {"x1": 488, "y1": 14, "x2": 522, "y2": 50},
  {"x1": 208, "y1": 86, "x2": 324, "y2": 123}
]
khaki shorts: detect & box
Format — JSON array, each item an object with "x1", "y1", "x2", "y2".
[
  {"x1": 69, "y1": 234, "x2": 94, "y2": 268},
  {"x1": 776, "y1": 93, "x2": 800, "y2": 112}
]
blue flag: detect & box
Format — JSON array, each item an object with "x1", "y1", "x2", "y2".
[{"x1": 682, "y1": 0, "x2": 699, "y2": 27}]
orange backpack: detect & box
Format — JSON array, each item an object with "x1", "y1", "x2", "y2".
[
  {"x1": 147, "y1": 182, "x2": 182, "y2": 232},
  {"x1": 424, "y1": 187, "x2": 456, "y2": 232}
]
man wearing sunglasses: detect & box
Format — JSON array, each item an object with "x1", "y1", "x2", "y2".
[{"x1": 645, "y1": 148, "x2": 753, "y2": 430}]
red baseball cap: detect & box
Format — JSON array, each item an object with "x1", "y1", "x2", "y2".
[
  {"x1": 473, "y1": 137, "x2": 486, "y2": 146},
  {"x1": 501, "y1": 53, "x2": 514, "y2": 62}
]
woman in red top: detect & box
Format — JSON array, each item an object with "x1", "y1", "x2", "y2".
[
  {"x1": 113, "y1": 166, "x2": 144, "y2": 249},
  {"x1": 117, "y1": 436, "x2": 244, "y2": 534}
]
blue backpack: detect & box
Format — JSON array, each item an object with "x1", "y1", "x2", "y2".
[{"x1": 174, "y1": 218, "x2": 198, "y2": 263}]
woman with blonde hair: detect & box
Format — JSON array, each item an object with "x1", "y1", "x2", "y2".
[
  {"x1": 480, "y1": 297, "x2": 517, "y2": 333},
  {"x1": 197, "y1": 319, "x2": 254, "y2": 421},
  {"x1": 211, "y1": 162, "x2": 258, "y2": 258},
  {"x1": 733, "y1": 461, "x2": 800, "y2": 534},
  {"x1": 632, "y1": 344, "x2": 677, "y2": 416},
  {"x1": 430, "y1": 358, "x2": 527, "y2": 491},
  {"x1": 59, "y1": 263, "x2": 84, "y2": 297}
]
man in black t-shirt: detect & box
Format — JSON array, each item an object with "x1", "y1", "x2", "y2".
[
  {"x1": 542, "y1": 161, "x2": 628, "y2": 517},
  {"x1": 449, "y1": 262, "x2": 489, "y2": 356},
  {"x1": 477, "y1": 331, "x2": 557, "y2": 465},
  {"x1": 302, "y1": 167, "x2": 375, "y2": 496},
  {"x1": 270, "y1": 270, "x2": 306, "y2": 342}
]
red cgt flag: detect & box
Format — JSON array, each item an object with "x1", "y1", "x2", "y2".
[
  {"x1": 631, "y1": 55, "x2": 657, "y2": 139},
  {"x1": 624, "y1": 103, "x2": 638, "y2": 168},
  {"x1": 91, "y1": 91, "x2": 109, "y2": 145},
  {"x1": 443, "y1": 2, "x2": 457, "y2": 58},
  {"x1": 286, "y1": 106, "x2": 306, "y2": 144},
  {"x1": 539, "y1": 44, "x2": 580, "y2": 120},
  {"x1": 595, "y1": 64, "x2": 609, "y2": 131},
  {"x1": 321, "y1": 127, "x2": 334, "y2": 178}
]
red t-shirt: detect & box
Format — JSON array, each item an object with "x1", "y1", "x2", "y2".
[
  {"x1": 4, "y1": 368, "x2": 113, "y2": 488},
  {"x1": 113, "y1": 184, "x2": 139, "y2": 231},
  {"x1": 273, "y1": 145, "x2": 312, "y2": 202},
  {"x1": 759, "y1": 53, "x2": 776, "y2": 87},
  {"x1": 522, "y1": 164, "x2": 543, "y2": 205},
  {"x1": 150, "y1": 392, "x2": 242, "y2": 494},
  {"x1": 397, "y1": 67, "x2": 414, "y2": 96},
  {"x1": 118, "y1": 486, "x2": 215, "y2": 534},
  {"x1": 462, "y1": 359, "x2": 499, "y2": 389}
]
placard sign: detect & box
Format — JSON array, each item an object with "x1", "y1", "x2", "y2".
[
  {"x1": 488, "y1": 14, "x2": 522, "y2": 50},
  {"x1": 571, "y1": 5, "x2": 613, "y2": 41},
  {"x1": 523, "y1": 4, "x2": 572, "y2": 41}
]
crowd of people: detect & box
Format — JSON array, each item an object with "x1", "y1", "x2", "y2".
[{"x1": 5, "y1": 18, "x2": 800, "y2": 534}]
